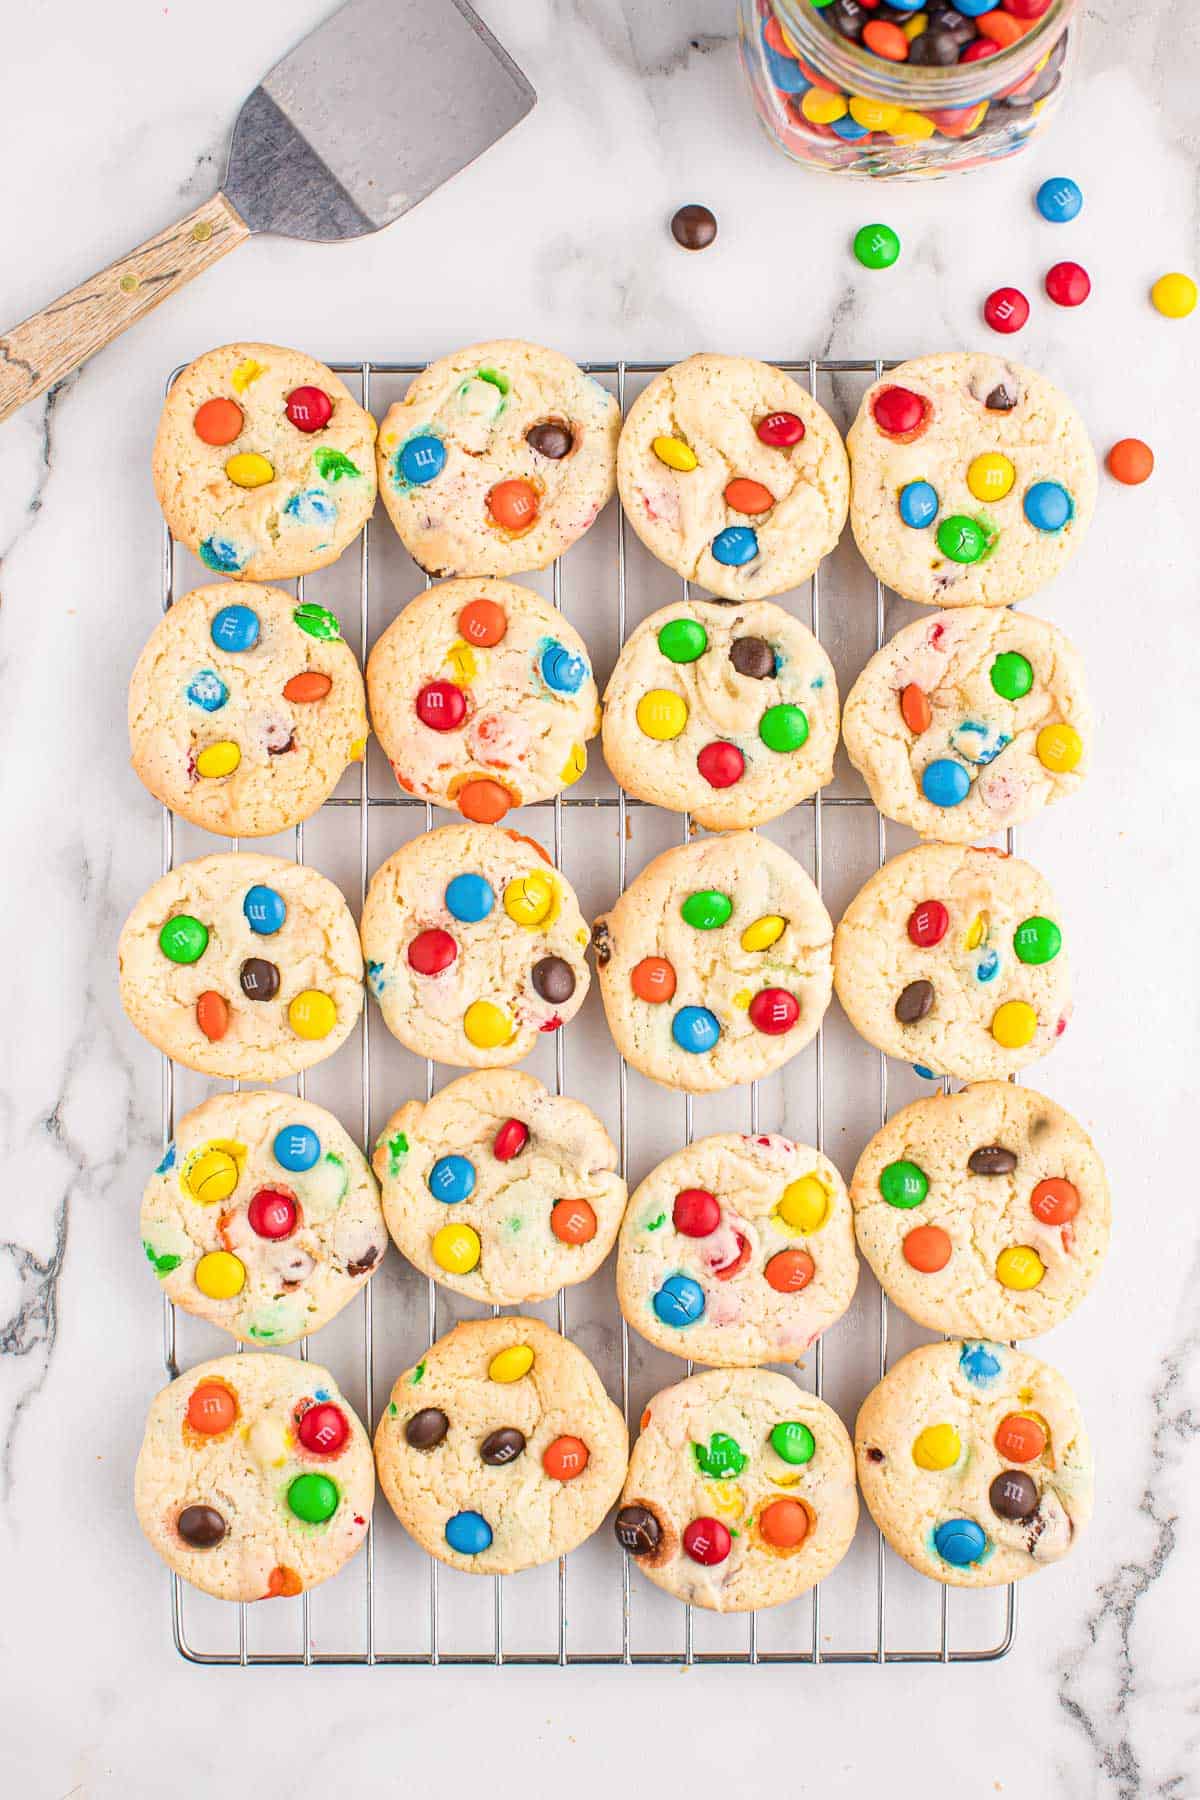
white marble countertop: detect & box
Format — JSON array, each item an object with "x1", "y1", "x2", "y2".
[{"x1": 2, "y1": 1, "x2": 1198, "y2": 1794}]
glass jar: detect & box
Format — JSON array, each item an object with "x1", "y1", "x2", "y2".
[{"x1": 738, "y1": 0, "x2": 1077, "y2": 177}]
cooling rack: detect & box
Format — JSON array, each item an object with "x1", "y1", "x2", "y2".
[{"x1": 156, "y1": 357, "x2": 1017, "y2": 1665}]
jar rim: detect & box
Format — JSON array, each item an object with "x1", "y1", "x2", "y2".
[{"x1": 769, "y1": 0, "x2": 1075, "y2": 104}]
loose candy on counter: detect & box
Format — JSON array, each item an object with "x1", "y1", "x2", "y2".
[
  {"x1": 983, "y1": 286, "x2": 1030, "y2": 334},
  {"x1": 1044, "y1": 260, "x2": 1091, "y2": 307},
  {"x1": 671, "y1": 203, "x2": 718, "y2": 249},
  {"x1": 1150, "y1": 272, "x2": 1197, "y2": 318},
  {"x1": 853, "y1": 222, "x2": 901, "y2": 269},
  {"x1": 1106, "y1": 438, "x2": 1154, "y2": 484},
  {"x1": 1035, "y1": 176, "x2": 1082, "y2": 222}
]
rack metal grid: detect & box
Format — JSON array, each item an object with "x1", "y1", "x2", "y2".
[{"x1": 157, "y1": 356, "x2": 1017, "y2": 1666}]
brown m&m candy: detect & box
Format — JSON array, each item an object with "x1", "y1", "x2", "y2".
[
  {"x1": 989, "y1": 1469, "x2": 1039, "y2": 1520},
  {"x1": 614, "y1": 1503, "x2": 661, "y2": 1555},
  {"x1": 895, "y1": 979, "x2": 934, "y2": 1023},
  {"x1": 239, "y1": 957, "x2": 280, "y2": 1000},
  {"x1": 730, "y1": 636, "x2": 775, "y2": 680},
  {"x1": 177, "y1": 1504, "x2": 227, "y2": 1548},
  {"x1": 405, "y1": 1407, "x2": 449, "y2": 1450},
  {"x1": 968, "y1": 1145, "x2": 1017, "y2": 1175},
  {"x1": 532, "y1": 955, "x2": 576, "y2": 1004},
  {"x1": 670, "y1": 204, "x2": 718, "y2": 251},
  {"x1": 480, "y1": 1427, "x2": 526, "y2": 1466},
  {"x1": 526, "y1": 421, "x2": 573, "y2": 459}
]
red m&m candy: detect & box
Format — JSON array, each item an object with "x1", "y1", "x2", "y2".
[
  {"x1": 907, "y1": 900, "x2": 949, "y2": 947},
  {"x1": 407, "y1": 928, "x2": 457, "y2": 975},
  {"x1": 983, "y1": 286, "x2": 1030, "y2": 334},
  {"x1": 697, "y1": 741, "x2": 745, "y2": 788},
  {"x1": 247, "y1": 1188, "x2": 298, "y2": 1239},
  {"x1": 1004, "y1": 0, "x2": 1052, "y2": 15},
  {"x1": 749, "y1": 988, "x2": 799, "y2": 1035},
  {"x1": 756, "y1": 411, "x2": 805, "y2": 447},
  {"x1": 285, "y1": 386, "x2": 333, "y2": 433},
  {"x1": 1045, "y1": 261, "x2": 1091, "y2": 307},
  {"x1": 683, "y1": 1517, "x2": 731, "y2": 1565},
  {"x1": 960, "y1": 39, "x2": 999, "y2": 60},
  {"x1": 712, "y1": 1230, "x2": 751, "y2": 1281},
  {"x1": 297, "y1": 1402, "x2": 349, "y2": 1456},
  {"x1": 493, "y1": 1118, "x2": 529, "y2": 1161},
  {"x1": 416, "y1": 681, "x2": 466, "y2": 731},
  {"x1": 673, "y1": 1188, "x2": 721, "y2": 1237},
  {"x1": 871, "y1": 386, "x2": 928, "y2": 438}
]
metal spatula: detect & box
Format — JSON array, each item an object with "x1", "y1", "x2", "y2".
[{"x1": 0, "y1": 0, "x2": 534, "y2": 424}]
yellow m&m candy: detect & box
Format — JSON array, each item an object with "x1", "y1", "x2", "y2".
[
  {"x1": 996, "y1": 1245, "x2": 1045, "y2": 1290},
  {"x1": 1151, "y1": 272, "x2": 1197, "y2": 319},
  {"x1": 488, "y1": 1344, "x2": 534, "y2": 1383},
  {"x1": 463, "y1": 1000, "x2": 514, "y2": 1049},
  {"x1": 184, "y1": 1146, "x2": 240, "y2": 1204},
  {"x1": 740, "y1": 914, "x2": 786, "y2": 953},
  {"x1": 801, "y1": 89, "x2": 847, "y2": 125},
  {"x1": 195, "y1": 741, "x2": 241, "y2": 779},
  {"x1": 636, "y1": 690, "x2": 688, "y2": 741},
  {"x1": 892, "y1": 110, "x2": 935, "y2": 141},
  {"x1": 1036, "y1": 723, "x2": 1083, "y2": 773},
  {"x1": 195, "y1": 1250, "x2": 246, "y2": 1299},
  {"x1": 560, "y1": 742, "x2": 586, "y2": 787},
  {"x1": 913, "y1": 1424, "x2": 961, "y2": 1471},
  {"x1": 848, "y1": 96, "x2": 901, "y2": 132},
  {"x1": 503, "y1": 872, "x2": 556, "y2": 927},
  {"x1": 432, "y1": 1222, "x2": 480, "y2": 1275},
  {"x1": 288, "y1": 990, "x2": 337, "y2": 1039},
  {"x1": 967, "y1": 453, "x2": 1015, "y2": 503},
  {"x1": 225, "y1": 452, "x2": 274, "y2": 488},
  {"x1": 652, "y1": 435, "x2": 698, "y2": 472},
  {"x1": 991, "y1": 1000, "x2": 1037, "y2": 1049},
  {"x1": 776, "y1": 1175, "x2": 829, "y2": 1235}
]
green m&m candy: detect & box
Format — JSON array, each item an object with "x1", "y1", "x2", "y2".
[
  {"x1": 990, "y1": 652, "x2": 1034, "y2": 701},
  {"x1": 287, "y1": 1472, "x2": 340, "y2": 1524},
  {"x1": 681, "y1": 889, "x2": 733, "y2": 931},
  {"x1": 1013, "y1": 915, "x2": 1062, "y2": 965},
  {"x1": 770, "y1": 1420, "x2": 816, "y2": 1466},
  {"x1": 879, "y1": 1159, "x2": 929, "y2": 1209},
  {"x1": 853, "y1": 223, "x2": 901, "y2": 271},
  {"x1": 759, "y1": 704, "x2": 809, "y2": 754},
  {"x1": 657, "y1": 618, "x2": 708, "y2": 664},
  {"x1": 293, "y1": 601, "x2": 342, "y2": 641},
  {"x1": 936, "y1": 516, "x2": 991, "y2": 565},
  {"x1": 694, "y1": 1432, "x2": 748, "y2": 1479},
  {"x1": 158, "y1": 915, "x2": 209, "y2": 964}
]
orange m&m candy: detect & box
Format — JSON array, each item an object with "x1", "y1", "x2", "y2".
[
  {"x1": 764, "y1": 1248, "x2": 815, "y2": 1293},
  {"x1": 1030, "y1": 1177, "x2": 1080, "y2": 1225},
  {"x1": 724, "y1": 477, "x2": 775, "y2": 516},
  {"x1": 266, "y1": 1565, "x2": 303, "y2": 1598},
  {"x1": 631, "y1": 956, "x2": 676, "y2": 1003},
  {"x1": 551, "y1": 1198, "x2": 597, "y2": 1245},
  {"x1": 758, "y1": 1497, "x2": 810, "y2": 1549},
  {"x1": 1106, "y1": 438, "x2": 1154, "y2": 485},
  {"x1": 283, "y1": 670, "x2": 333, "y2": 704},
  {"x1": 863, "y1": 18, "x2": 909, "y2": 58},
  {"x1": 487, "y1": 479, "x2": 539, "y2": 532},
  {"x1": 903, "y1": 1224, "x2": 952, "y2": 1273},
  {"x1": 186, "y1": 1380, "x2": 238, "y2": 1436},
  {"x1": 900, "y1": 683, "x2": 932, "y2": 734},
  {"x1": 457, "y1": 778, "x2": 513, "y2": 823},
  {"x1": 543, "y1": 1435, "x2": 589, "y2": 1481},
  {"x1": 458, "y1": 597, "x2": 508, "y2": 646},
  {"x1": 976, "y1": 9, "x2": 1024, "y2": 46},
  {"x1": 193, "y1": 397, "x2": 244, "y2": 446},
  {"x1": 994, "y1": 1412, "x2": 1047, "y2": 1463},
  {"x1": 196, "y1": 991, "x2": 229, "y2": 1043}
]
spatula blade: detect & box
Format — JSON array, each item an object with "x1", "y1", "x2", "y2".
[{"x1": 224, "y1": 0, "x2": 535, "y2": 242}]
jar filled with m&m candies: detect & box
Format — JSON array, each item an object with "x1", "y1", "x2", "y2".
[{"x1": 739, "y1": 0, "x2": 1077, "y2": 177}]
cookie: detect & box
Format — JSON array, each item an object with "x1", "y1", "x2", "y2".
[
  {"x1": 833, "y1": 844, "x2": 1070, "y2": 1082},
  {"x1": 373, "y1": 1317, "x2": 628, "y2": 1574},
  {"x1": 142, "y1": 1091, "x2": 386, "y2": 1345},
  {"x1": 128, "y1": 584, "x2": 368, "y2": 838},
  {"x1": 360, "y1": 823, "x2": 590, "y2": 1067},
  {"x1": 617, "y1": 1133, "x2": 857, "y2": 1366},
  {"x1": 601, "y1": 598, "x2": 839, "y2": 830},
  {"x1": 616, "y1": 353, "x2": 849, "y2": 601},
  {"x1": 152, "y1": 342, "x2": 377, "y2": 580},
  {"x1": 376, "y1": 340, "x2": 620, "y2": 577},
  {"x1": 366, "y1": 577, "x2": 599, "y2": 822},
  {"x1": 846, "y1": 353, "x2": 1097, "y2": 608},
  {"x1": 616, "y1": 1368, "x2": 857, "y2": 1612},
  {"x1": 134, "y1": 1352, "x2": 374, "y2": 1602},
  {"x1": 842, "y1": 607, "x2": 1091, "y2": 842},
  {"x1": 592, "y1": 831, "x2": 833, "y2": 1094},
  {"x1": 855, "y1": 1340, "x2": 1093, "y2": 1587},
  {"x1": 851, "y1": 1083, "x2": 1109, "y2": 1339},
  {"x1": 372, "y1": 1071, "x2": 624, "y2": 1304},
  {"x1": 118, "y1": 853, "x2": 364, "y2": 1079}
]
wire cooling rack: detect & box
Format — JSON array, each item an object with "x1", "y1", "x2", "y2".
[{"x1": 155, "y1": 357, "x2": 1017, "y2": 1666}]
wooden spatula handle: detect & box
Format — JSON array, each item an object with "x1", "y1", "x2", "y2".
[{"x1": 0, "y1": 194, "x2": 250, "y2": 425}]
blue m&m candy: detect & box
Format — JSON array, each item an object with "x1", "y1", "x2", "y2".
[
  {"x1": 445, "y1": 873, "x2": 494, "y2": 923},
  {"x1": 899, "y1": 481, "x2": 938, "y2": 529},
  {"x1": 200, "y1": 538, "x2": 247, "y2": 575},
  {"x1": 934, "y1": 1518, "x2": 988, "y2": 1567},
  {"x1": 711, "y1": 527, "x2": 759, "y2": 568},
  {"x1": 954, "y1": 0, "x2": 996, "y2": 13},
  {"x1": 1036, "y1": 177, "x2": 1083, "y2": 224},
  {"x1": 831, "y1": 115, "x2": 869, "y2": 141},
  {"x1": 186, "y1": 669, "x2": 228, "y2": 711},
  {"x1": 921, "y1": 759, "x2": 970, "y2": 808},
  {"x1": 445, "y1": 1511, "x2": 493, "y2": 1556},
  {"x1": 540, "y1": 641, "x2": 588, "y2": 695},
  {"x1": 672, "y1": 1006, "x2": 720, "y2": 1054},
  {"x1": 397, "y1": 435, "x2": 446, "y2": 486},
  {"x1": 274, "y1": 1125, "x2": 321, "y2": 1173},
  {"x1": 652, "y1": 1274, "x2": 706, "y2": 1328},
  {"x1": 210, "y1": 604, "x2": 260, "y2": 653},
  {"x1": 763, "y1": 45, "x2": 810, "y2": 93},
  {"x1": 243, "y1": 884, "x2": 287, "y2": 935},
  {"x1": 959, "y1": 1342, "x2": 1002, "y2": 1385},
  {"x1": 428, "y1": 1155, "x2": 476, "y2": 1204},
  {"x1": 1023, "y1": 481, "x2": 1073, "y2": 533}
]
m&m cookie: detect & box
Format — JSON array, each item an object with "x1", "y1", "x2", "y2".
[
  {"x1": 142, "y1": 1092, "x2": 386, "y2": 1345},
  {"x1": 617, "y1": 354, "x2": 849, "y2": 601},
  {"x1": 850, "y1": 1083, "x2": 1110, "y2": 1340},
  {"x1": 833, "y1": 844, "x2": 1070, "y2": 1083},
  {"x1": 118, "y1": 853, "x2": 363, "y2": 1079},
  {"x1": 842, "y1": 607, "x2": 1092, "y2": 841},
  {"x1": 616, "y1": 1133, "x2": 857, "y2": 1366},
  {"x1": 372, "y1": 1070, "x2": 625, "y2": 1305},
  {"x1": 601, "y1": 598, "x2": 839, "y2": 830},
  {"x1": 846, "y1": 353, "x2": 1097, "y2": 607},
  {"x1": 366, "y1": 577, "x2": 599, "y2": 820},
  {"x1": 152, "y1": 342, "x2": 377, "y2": 580},
  {"x1": 376, "y1": 340, "x2": 620, "y2": 577},
  {"x1": 128, "y1": 584, "x2": 368, "y2": 838},
  {"x1": 373, "y1": 1317, "x2": 628, "y2": 1575},
  {"x1": 592, "y1": 830, "x2": 833, "y2": 1093},
  {"x1": 360, "y1": 823, "x2": 590, "y2": 1067},
  {"x1": 855, "y1": 1340, "x2": 1093, "y2": 1588},
  {"x1": 616, "y1": 1368, "x2": 857, "y2": 1613},
  {"x1": 134, "y1": 1353, "x2": 374, "y2": 1602}
]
